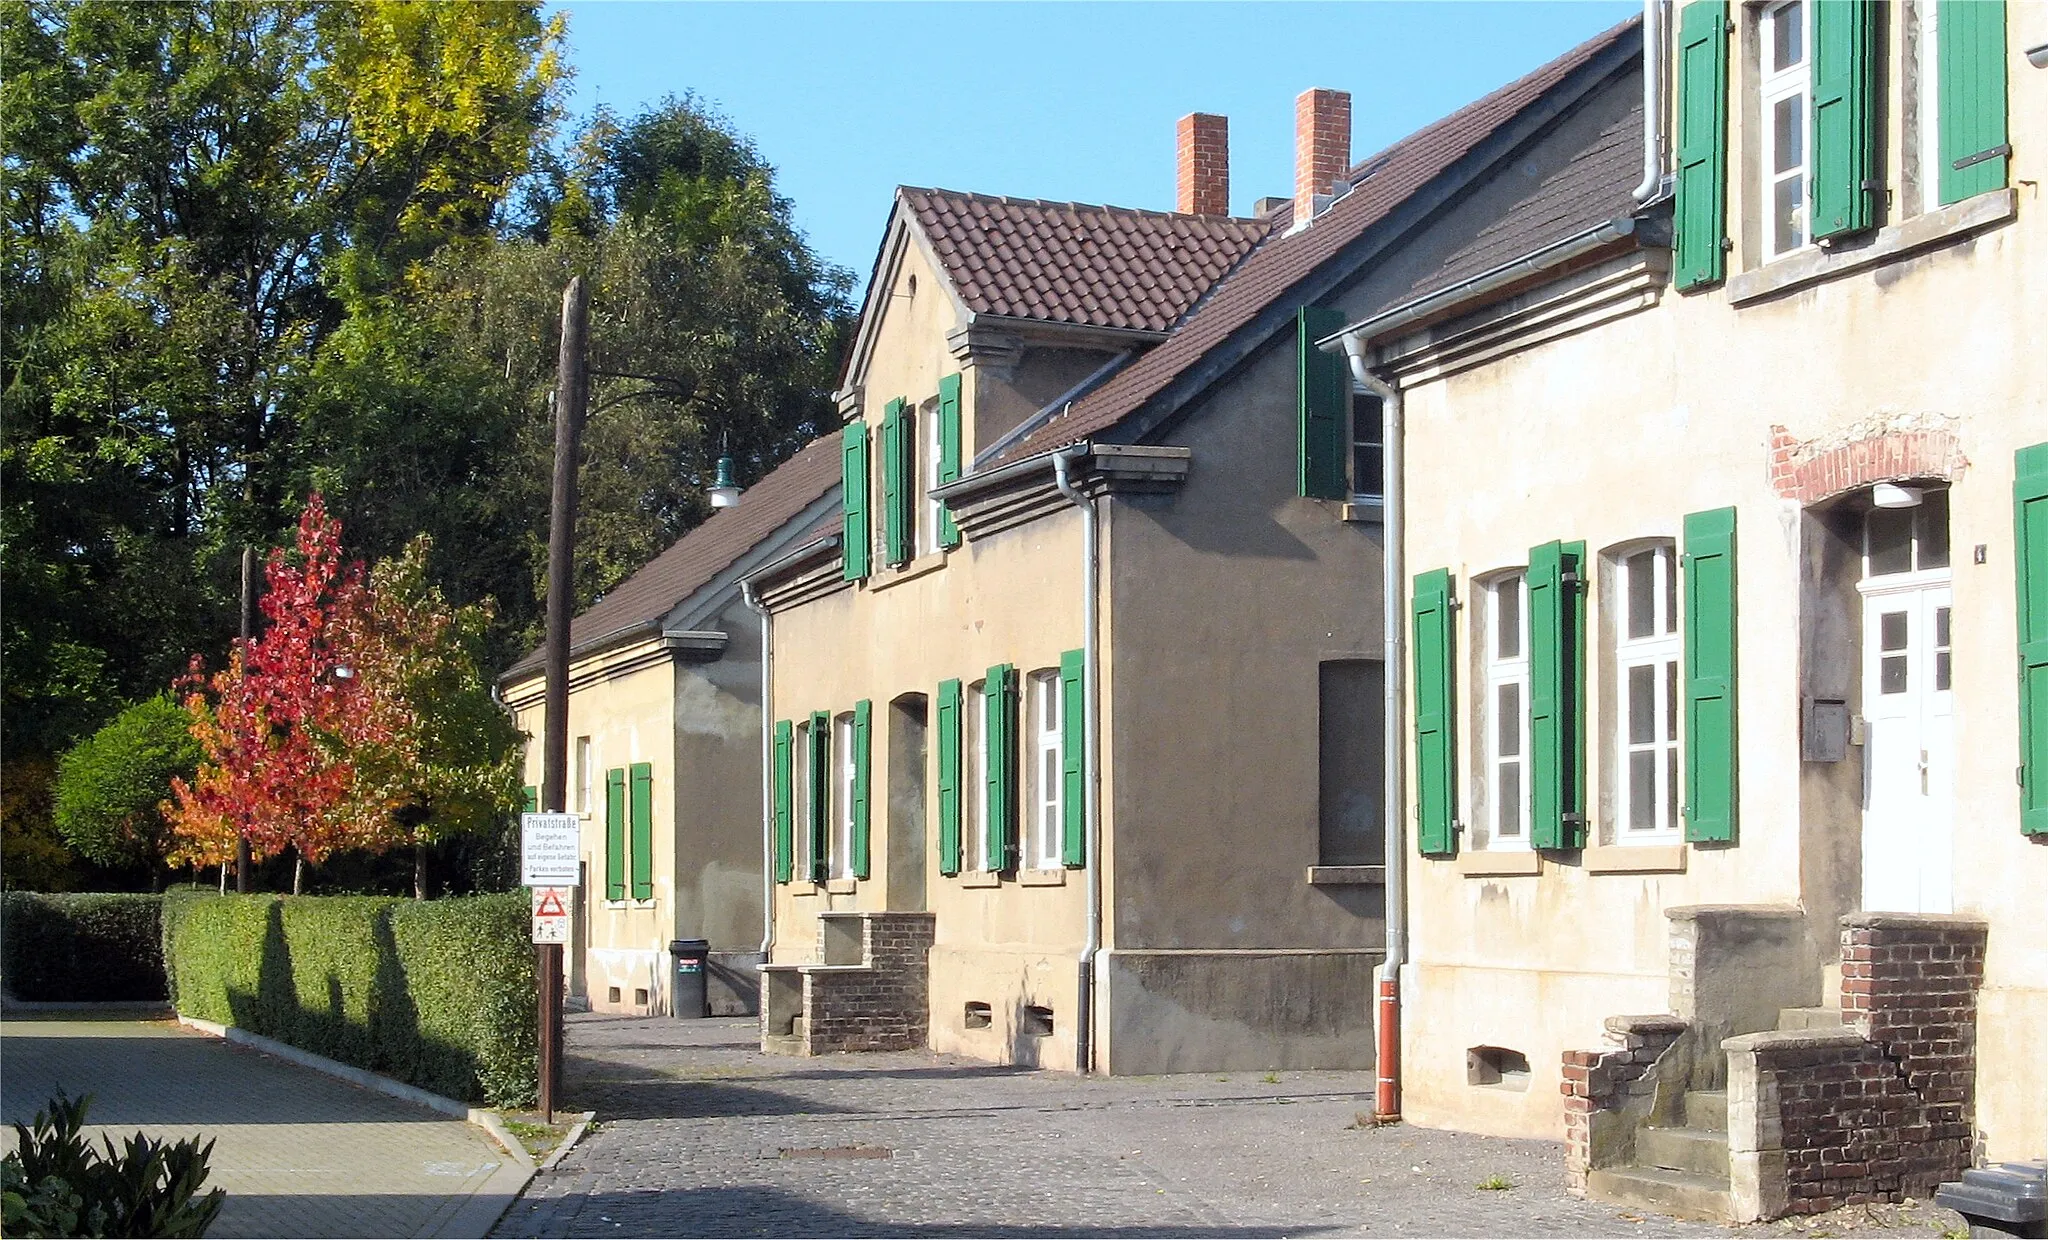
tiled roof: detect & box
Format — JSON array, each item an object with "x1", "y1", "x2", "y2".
[
  {"x1": 997, "y1": 15, "x2": 1639, "y2": 462},
  {"x1": 502, "y1": 434, "x2": 842, "y2": 682},
  {"x1": 902, "y1": 188, "x2": 1270, "y2": 335}
]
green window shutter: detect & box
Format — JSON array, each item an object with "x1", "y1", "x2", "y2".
[
  {"x1": 937, "y1": 679, "x2": 963, "y2": 874},
  {"x1": 1527, "y1": 541, "x2": 1588, "y2": 850},
  {"x1": 1297, "y1": 306, "x2": 1349, "y2": 500},
  {"x1": 629, "y1": 762, "x2": 654, "y2": 900},
  {"x1": 937, "y1": 374, "x2": 963, "y2": 548},
  {"x1": 842, "y1": 421, "x2": 871, "y2": 581},
  {"x1": 985, "y1": 663, "x2": 1018, "y2": 871},
  {"x1": 521, "y1": 785, "x2": 537, "y2": 814},
  {"x1": 852, "y1": 700, "x2": 873, "y2": 877},
  {"x1": 1682, "y1": 507, "x2": 1739, "y2": 844},
  {"x1": 2016, "y1": 442, "x2": 2048, "y2": 835},
  {"x1": 1939, "y1": 0, "x2": 2010, "y2": 205},
  {"x1": 1412, "y1": 568, "x2": 1459, "y2": 857},
  {"x1": 772, "y1": 721, "x2": 794, "y2": 883},
  {"x1": 1059, "y1": 648, "x2": 1086, "y2": 867},
  {"x1": 881, "y1": 397, "x2": 909, "y2": 566},
  {"x1": 1674, "y1": 0, "x2": 1730, "y2": 290},
  {"x1": 808, "y1": 710, "x2": 830, "y2": 882},
  {"x1": 1811, "y1": 0, "x2": 1881, "y2": 240},
  {"x1": 604, "y1": 767, "x2": 626, "y2": 900}
]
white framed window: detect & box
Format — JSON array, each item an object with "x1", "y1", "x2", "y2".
[
  {"x1": 1863, "y1": 489, "x2": 1951, "y2": 581},
  {"x1": 1026, "y1": 669, "x2": 1063, "y2": 870},
  {"x1": 574, "y1": 736, "x2": 593, "y2": 815},
  {"x1": 965, "y1": 678, "x2": 988, "y2": 872},
  {"x1": 1351, "y1": 392, "x2": 1385, "y2": 502},
  {"x1": 832, "y1": 712, "x2": 857, "y2": 880},
  {"x1": 1916, "y1": 0, "x2": 1941, "y2": 215},
  {"x1": 1613, "y1": 544, "x2": 1682, "y2": 841},
  {"x1": 1760, "y1": 0, "x2": 1812, "y2": 260},
  {"x1": 921, "y1": 397, "x2": 944, "y2": 555},
  {"x1": 1480, "y1": 572, "x2": 1532, "y2": 850},
  {"x1": 792, "y1": 719, "x2": 813, "y2": 875}
]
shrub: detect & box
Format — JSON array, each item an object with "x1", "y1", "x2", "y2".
[
  {"x1": 54, "y1": 696, "x2": 200, "y2": 872},
  {"x1": 160, "y1": 889, "x2": 536, "y2": 1105},
  {"x1": 0, "y1": 893, "x2": 164, "y2": 1002},
  {"x1": 1, "y1": 1090, "x2": 224, "y2": 1238}
]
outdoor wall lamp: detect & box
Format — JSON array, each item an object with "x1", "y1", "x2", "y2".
[{"x1": 1872, "y1": 482, "x2": 1924, "y2": 509}]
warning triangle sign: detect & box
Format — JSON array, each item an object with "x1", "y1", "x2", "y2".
[{"x1": 536, "y1": 889, "x2": 566, "y2": 918}]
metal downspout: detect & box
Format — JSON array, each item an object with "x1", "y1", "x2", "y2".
[
  {"x1": 1343, "y1": 339, "x2": 1406, "y2": 1122},
  {"x1": 1633, "y1": 0, "x2": 1670, "y2": 206},
  {"x1": 742, "y1": 581, "x2": 776, "y2": 966},
  {"x1": 1053, "y1": 443, "x2": 1103, "y2": 1074}
]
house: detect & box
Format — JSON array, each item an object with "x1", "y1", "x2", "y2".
[
  {"x1": 742, "y1": 17, "x2": 1652, "y2": 1074},
  {"x1": 502, "y1": 435, "x2": 841, "y2": 1016},
  {"x1": 1321, "y1": 0, "x2": 2045, "y2": 1220}
]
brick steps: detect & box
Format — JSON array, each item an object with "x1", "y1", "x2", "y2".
[{"x1": 1586, "y1": 1166, "x2": 1734, "y2": 1222}]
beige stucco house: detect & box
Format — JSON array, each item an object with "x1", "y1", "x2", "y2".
[
  {"x1": 503, "y1": 437, "x2": 841, "y2": 1016},
  {"x1": 746, "y1": 20, "x2": 1655, "y2": 1074},
  {"x1": 1323, "y1": 0, "x2": 2044, "y2": 1221}
]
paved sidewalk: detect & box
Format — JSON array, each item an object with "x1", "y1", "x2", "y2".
[
  {"x1": 495, "y1": 1015, "x2": 1966, "y2": 1238},
  {"x1": 2, "y1": 1015, "x2": 516, "y2": 1238}
]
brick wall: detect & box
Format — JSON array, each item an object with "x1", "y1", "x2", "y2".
[
  {"x1": 1725, "y1": 914, "x2": 1988, "y2": 1219},
  {"x1": 1294, "y1": 89, "x2": 1351, "y2": 223},
  {"x1": 1768, "y1": 423, "x2": 1968, "y2": 505},
  {"x1": 796, "y1": 912, "x2": 935, "y2": 1055},
  {"x1": 1563, "y1": 1014, "x2": 1688, "y2": 1193},
  {"x1": 1177, "y1": 113, "x2": 1229, "y2": 217}
]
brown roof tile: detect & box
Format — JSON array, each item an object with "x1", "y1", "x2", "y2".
[
  {"x1": 902, "y1": 188, "x2": 1270, "y2": 335},
  {"x1": 503, "y1": 434, "x2": 843, "y2": 681},
  {"x1": 998, "y1": 15, "x2": 1639, "y2": 462}
]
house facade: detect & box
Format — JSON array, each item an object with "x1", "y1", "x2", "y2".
[
  {"x1": 1325, "y1": 0, "x2": 2043, "y2": 1219},
  {"x1": 503, "y1": 437, "x2": 841, "y2": 1017},
  {"x1": 748, "y1": 20, "x2": 1653, "y2": 1075}
]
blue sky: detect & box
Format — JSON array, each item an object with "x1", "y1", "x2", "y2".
[{"x1": 552, "y1": 2, "x2": 1637, "y2": 284}]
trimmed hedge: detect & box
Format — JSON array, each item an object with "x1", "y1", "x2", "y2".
[
  {"x1": 1, "y1": 893, "x2": 165, "y2": 1002},
  {"x1": 161, "y1": 890, "x2": 536, "y2": 1106}
]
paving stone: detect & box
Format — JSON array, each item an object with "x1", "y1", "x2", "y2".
[{"x1": 2, "y1": 1015, "x2": 512, "y2": 1238}]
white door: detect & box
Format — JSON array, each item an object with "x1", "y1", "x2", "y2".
[{"x1": 1860, "y1": 583, "x2": 1954, "y2": 913}]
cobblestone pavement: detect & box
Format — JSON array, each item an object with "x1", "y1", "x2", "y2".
[
  {"x1": 2, "y1": 1016, "x2": 516, "y2": 1238},
  {"x1": 497, "y1": 1016, "x2": 1963, "y2": 1239}
]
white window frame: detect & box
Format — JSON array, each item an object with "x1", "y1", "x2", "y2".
[
  {"x1": 1027, "y1": 669, "x2": 1063, "y2": 870},
  {"x1": 574, "y1": 736, "x2": 593, "y2": 815},
  {"x1": 966, "y1": 679, "x2": 988, "y2": 872},
  {"x1": 1917, "y1": 0, "x2": 1942, "y2": 215},
  {"x1": 1480, "y1": 572, "x2": 1533, "y2": 851},
  {"x1": 920, "y1": 397, "x2": 943, "y2": 556},
  {"x1": 1760, "y1": 0, "x2": 1813, "y2": 261},
  {"x1": 1613, "y1": 544, "x2": 1683, "y2": 842},
  {"x1": 793, "y1": 720, "x2": 812, "y2": 877},
  {"x1": 832, "y1": 712, "x2": 856, "y2": 880},
  {"x1": 1350, "y1": 390, "x2": 1385, "y2": 503}
]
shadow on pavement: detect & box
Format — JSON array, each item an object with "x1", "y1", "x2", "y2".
[{"x1": 498, "y1": 1186, "x2": 1342, "y2": 1239}]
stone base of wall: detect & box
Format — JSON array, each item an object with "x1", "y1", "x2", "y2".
[
  {"x1": 1102, "y1": 949, "x2": 1384, "y2": 1075},
  {"x1": 708, "y1": 951, "x2": 762, "y2": 1017}
]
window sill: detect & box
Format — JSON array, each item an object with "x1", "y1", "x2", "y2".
[
  {"x1": 867, "y1": 551, "x2": 948, "y2": 592},
  {"x1": 603, "y1": 899, "x2": 660, "y2": 910},
  {"x1": 823, "y1": 878, "x2": 858, "y2": 895},
  {"x1": 957, "y1": 870, "x2": 1002, "y2": 889},
  {"x1": 1307, "y1": 865, "x2": 1387, "y2": 886},
  {"x1": 1341, "y1": 500, "x2": 1384, "y2": 524},
  {"x1": 788, "y1": 882, "x2": 822, "y2": 898},
  {"x1": 1018, "y1": 868, "x2": 1066, "y2": 887},
  {"x1": 1585, "y1": 843, "x2": 1687, "y2": 874},
  {"x1": 1727, "y1": 188, "x2": 2015, "y2": 306},
  {"x1": 1457, "y1": 850, "x2": 1542, "y2": 877}
]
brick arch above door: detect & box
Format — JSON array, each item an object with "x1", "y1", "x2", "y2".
[{"x1": 1768, "y1": 424, "x2": 1971, "y2": 506}]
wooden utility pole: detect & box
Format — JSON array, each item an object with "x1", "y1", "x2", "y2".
[{"x1": 538, "y1": 275, "x2": 588, "y2": 1120}]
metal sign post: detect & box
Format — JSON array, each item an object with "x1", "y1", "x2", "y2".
[{"x1": 522, "y1": 813, "x2": 579, "y2": 1123}]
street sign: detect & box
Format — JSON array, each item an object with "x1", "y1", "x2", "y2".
[
  {"x1": 520, "y1": 812, "x2": 580, "y2": 887},
  {"x1": 531, "y1": 886, "x2": 570, "y2": 943}
]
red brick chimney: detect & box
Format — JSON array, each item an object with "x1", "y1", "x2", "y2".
[
  {"x1": 1177, "y1": 112, "x2": 1230, "y2": 216},
  {"x1": 1294, "y1": 88, "x2": 1352, "y2": 224}
]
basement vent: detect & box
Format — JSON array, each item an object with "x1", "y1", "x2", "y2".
[
  {"x1": 1467, "y1": 1045, "x2": 1531, "y2": 1090},
  {"x1": 964, "y1": 1001, "x2": 993, "y2": 1030},
  {"x1": 634, "y1": 988, "x2": 650, "y2": 1007},
  {"x1": 1024, "y1": 1005, "x2": 1055, "y2": 1037},
  {"x1": 608, "y1": 986, "x2": 622, "y2": 1004}
]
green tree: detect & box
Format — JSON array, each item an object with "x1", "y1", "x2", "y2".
[{"x1": 53, "y1": 695, "x2": 201, "y2": 877}]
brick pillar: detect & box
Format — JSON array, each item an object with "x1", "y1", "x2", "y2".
[
  {"x1": 1176, "y1": 113, "x2": 1230, "y2": 216},
  {"x1": 1294, "y1": 88, "x2": 1351, "y2": 224}
]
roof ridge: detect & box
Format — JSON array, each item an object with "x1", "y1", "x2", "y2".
[{"x1": 903, "y1": 184, "x2": 1265, "y2": 226}]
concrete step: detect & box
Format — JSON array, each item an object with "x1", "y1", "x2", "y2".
[
  {"x1": 1636, "y1": 1125, "x2": 1730, "y2": 1178},
  {"x1": 1684, "y1": 1090, "x2": 1727, "y2": 1131},
  {"x1": 1586, "y1": 1166, "x2": 1735, "y2": 1223},
  {"x1": 1778, "y1": 1006, "x2": 1848, "y2": 1032}
]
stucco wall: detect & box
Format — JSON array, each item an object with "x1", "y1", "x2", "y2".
[{"x1": 1390, "y1": 12, "x2": 2047, "y2": 1154}]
